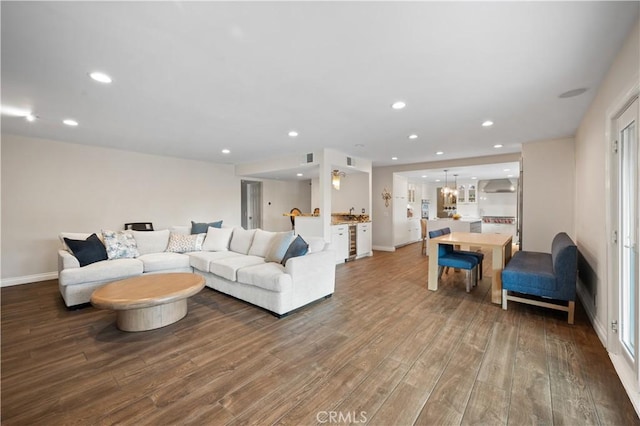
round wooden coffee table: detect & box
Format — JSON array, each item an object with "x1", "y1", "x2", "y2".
[{"x1": 91, "y1": 273, "x2": 205, "y2": 332}]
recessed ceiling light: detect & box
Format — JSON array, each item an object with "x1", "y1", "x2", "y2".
[
  {"x1": 503, "y1": 168, "x2": 510, "y2": 172},
  {"x1": 559, "y1": 88, "x2": 588, "y2": 98},
  {"x1": 89, "y1": 71, "x2": 112, "y2": 84},
  {"x1": 507, "y1": 174, "x2": 514, "y2": 178},
  {"x1": 221, "y1": 149, "x2": 230, "y2": 154},
  {"x1": 408, "y1": 134, "x2": 418, "y2": 140},
  {"x1": 296, "y1": 173, "x2": 303, "y2": 177},
  {"x1": 436, "y1": 151, "x2": 444, "y2": 155},
  {"x1": 391, "y1": 101, "x2": 406, "y2": 110},
  {"x1": 435, "y1": 179, "x2": 441, "y2": 182},
  {"x1": 391, "y1": 157, "x2": 398, "y2": 161},
  {"x1": 63, "y1": 119, "x2": 78, "y2": 126},
  {"x1": 421, "y1": 175, "x2": 427, "y2": 178},
  {"x1": 471, "y1": 177, "x2": 477, "y2": 180},
  {"x1": 25, "y1": 114, "x2": 36, "y2": 122},
  {"x1": 493, "y1": 144, "x2": 503, "y2": 148},
  {"x1": 482, "y1": 120, "x2": 494, "y2": 127},
  {"x1": 288, "y1": 130, "x2": 298, "y2": 137}
]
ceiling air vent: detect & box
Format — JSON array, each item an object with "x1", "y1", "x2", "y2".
[
  {"x1": 347, "y1": 156, "x2": 355, "y2": 167},
  {"x1": 302, "y1": 153, "x2": 314, "y2": 164}
]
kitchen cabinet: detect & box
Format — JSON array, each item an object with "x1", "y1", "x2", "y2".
[
  {"x1": 427, "y1": 218, "x2": 482, "y2": 235},
  {"x1": 356, "y1": 222, "x2": 372, "y2": 258},
  {"x1": 331, "y1": 224, "x2": 349, "y2": 264},
  {"x1": 457, "y1": 184, "x2": 477, "y2": 204}
]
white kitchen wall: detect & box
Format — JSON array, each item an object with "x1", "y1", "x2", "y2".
[{"x1": 1, "y1": 134, "x2": 241, "y2": 284}]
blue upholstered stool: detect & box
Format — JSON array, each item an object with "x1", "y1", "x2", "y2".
[{"x1": 440, "y1": 227, "x2": 484, "y2": 280}]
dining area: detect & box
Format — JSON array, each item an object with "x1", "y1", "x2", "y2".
[{"x1": 422, "y1": 220, "x2": 513, "y2": 305}]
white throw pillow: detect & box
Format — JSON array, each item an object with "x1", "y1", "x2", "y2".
[
  {"x1": 202, "y1": 226, "x2": 233, "y2": 251},
  {"x1": 131, "y1": 230, "x2": 170, "y2": 255},
  {"x1": 264, "y1": 231, "x2": 294, "y2": 263},
  {"x1": 248, "y1": 229, "x2": 276, "y2": 258},
  {"x1": 304, "y1": 236, "x2": 327, "y2": 254},
  {"x1": 229, "y1": 228, "x2": 257, "y2": 255},
  {"x1": 102, "y1": 230, "x2": 140, "y2": 259},
  {"x1": 169, "y1": 225, "x2": 191, "y2": 235},
  {"x1": 166, "y1": 232, "x2": 205, "y2": 253}
]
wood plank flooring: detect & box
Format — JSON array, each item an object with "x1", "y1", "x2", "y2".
[{"x1": 2, "y1": 243, "x2": 638, "y2": 425}]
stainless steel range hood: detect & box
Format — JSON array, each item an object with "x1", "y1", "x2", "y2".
[{"x1": 481, "y1": 178, "x2": 516, "y2": 193}]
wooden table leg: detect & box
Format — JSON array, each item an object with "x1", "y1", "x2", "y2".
[
  {"x1": 428, "y1": 240, "x2": 439, "y2": 291},
  {"x1": 116, "y1": 299, "x2": 188, "y2": 332}
]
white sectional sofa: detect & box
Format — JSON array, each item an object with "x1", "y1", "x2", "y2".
[{"x1": 58, "y1": 226, "x2": 335, "y2": 317}]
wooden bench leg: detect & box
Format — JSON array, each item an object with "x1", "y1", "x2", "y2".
[
  {"x1": 568, "y1": 301, "x2": 575, "y2": 324},
  {"x1": 502, "y1": 289, "x2": 508, "y2": 310}
]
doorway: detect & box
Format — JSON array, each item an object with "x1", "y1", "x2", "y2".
[{"x1": 241, "y1": 180, "x2": 262, "y2": 230}]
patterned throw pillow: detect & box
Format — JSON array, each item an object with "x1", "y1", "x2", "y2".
[
  {"x1": 166, "y1": 232, "x2": 205, "y2": 253},
  {"x1": 102, "y1": 230, "x2": 140, "y2": 260}
]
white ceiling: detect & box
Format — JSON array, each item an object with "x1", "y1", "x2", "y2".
[
  {"x1": 2, "y1": 2, "x2": 638, "y2": 169},
  {"x1": 398, "y1": 162, "x2": 520, "y2": 184}
]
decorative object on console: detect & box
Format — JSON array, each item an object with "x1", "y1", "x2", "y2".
[
  {"x1": 124, "y1": 222, "x2": 154, "y2": 231},
  {"x1": 166, "y1": 232, "x2": 205, "y2": 253},
  {"x1": 332, "y1": 169, "x2": 346, "y2": 190},
  {"x1": 191, "y1": 220, "x2": 223, "y2": 234},
  {"x1": 102, "y1": 230, "x2": 140, "y2": 259},
  {"x1": 63, "y1": 233, "x2": 107, "y2": 267},
  {"x1": 381, "y1": 188, "x2": 392, "y2": 207}
]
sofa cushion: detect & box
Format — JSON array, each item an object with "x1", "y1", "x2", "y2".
[
  {"x1": 502, "y1": 251, "x2": 556, "y2": 292},
  {"x1": 236, "y1": 262, "x2": 292, "y2": 293},
  {"x1": 191, "y1": 220, "x2": 223, "y2": 234},
  {"x1": 137, "y1": 252, "x2": 191, "y2": 273},
  {"x1": 281, "y1": 235, "x2": 309, "y2": 266},
  {"x1": 210, "y1": 255, "x2": 265, "y2": 281},
  {"x1": 202, "y1": 226, "x2": 233, "y2": 252},
  {"x1": 248, "y1": 229, "x2": 276, "y2": 258},
  {"x1": 230, "y1": 228, "x2": 257, "y2": 255},
  {"x1": 264, "y1": 231, "x2": 294, "y2": 263},
  {"x1": 102, "y1": 230, "x2": 140, "y2": 259},
  {"x1": 187, "y1": 251, "x2": 242, "y2": 272},
  {"x1": 63, "y1": 233, "x2": 108, "y2": 267},
  {"x1": 59, "y1": 232, "x2": 101, "y2": 252},
  {"x1": 305, "y1": 236, "x2": 326, "y2": 254},
  {"x1": 166, "y1": 232, "x2": 205, "y2": 253},
  {"x1": 59, "y1": 258, "x2": 143, "y2": 286},
  {"x1": 131, "y1": 229, "x2": 170, "y2": 255}
]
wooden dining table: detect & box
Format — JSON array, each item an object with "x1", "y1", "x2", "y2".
[{"x1": 428, "y1": 232, "x2": 513, "y2": 304}]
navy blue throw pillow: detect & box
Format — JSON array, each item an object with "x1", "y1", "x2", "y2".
[
  {"x1": 64, "y1": 233, "x2": 108, "y2": 267},
  {"x1": 281, "y1": 235, "x2": 309, "y2": 266},
  {"x1": 191, "y1": 220, "x2": 223, "y2": 234}
]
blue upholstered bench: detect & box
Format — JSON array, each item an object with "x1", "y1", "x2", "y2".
[{"x1": 501, "y1": 232, "x2": 577, "y2": 324}]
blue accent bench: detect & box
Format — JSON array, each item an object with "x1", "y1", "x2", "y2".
[{"x1": 501, "y1": 232, "x2": 577, "y2": 324}]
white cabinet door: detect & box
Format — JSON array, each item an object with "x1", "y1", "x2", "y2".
[
  {"x1": 331, "y1": 225, "x2": 349, "y2": 263},
  {"x1": 357, "y1": 222, "x2": 372, "y2": 257}
]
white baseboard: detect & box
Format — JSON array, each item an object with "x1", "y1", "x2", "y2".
[
  {"x1": 610, "y1": 352, "x2": 640, "y2": 417},
  {"x1": 1, "y1": 272, "x2": 58, "y2": 287},
  {"x1": 576, "y1": 282, "x2": 607, "y2": 347},
  {"x1": 372, "y1": 245, "x2": 395, "y2": 252}
]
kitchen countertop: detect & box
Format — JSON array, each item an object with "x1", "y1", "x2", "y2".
[{"x1": 429, "y1": 218, "x2": 481, "y2": 223}]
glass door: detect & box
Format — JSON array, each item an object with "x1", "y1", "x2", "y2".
[{"x1": 614, "y1": 97, "x2": 639, "y2": 377}]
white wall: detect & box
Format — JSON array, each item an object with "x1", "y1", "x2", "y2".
[
  {"x1": 1, "y1": 134, "x2": 241, "y2": 284},
  {"x1": 521, "y1": 138, "x2": 575, "y2": 252},
  {"x1": 261, "y1": 179, "x2": 312, "y2": 232},
  {"x1": 575, "y1": 20, "x2": 639, "y2": 338},
  {"x1": 331, "y1": 172, "x2": 369, "y2": 214}
]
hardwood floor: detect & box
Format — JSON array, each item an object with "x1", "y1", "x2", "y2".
[{"x1": 2, "y1": 243, "x2": 638, "y2": 425}]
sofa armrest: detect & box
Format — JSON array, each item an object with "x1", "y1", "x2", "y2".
[
  {"x1": 58, "y1": 249, "x2": 80, "y2": 272},
  {"x1": 285, "y1": 250, "x2": 336, "y2": 299}
]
